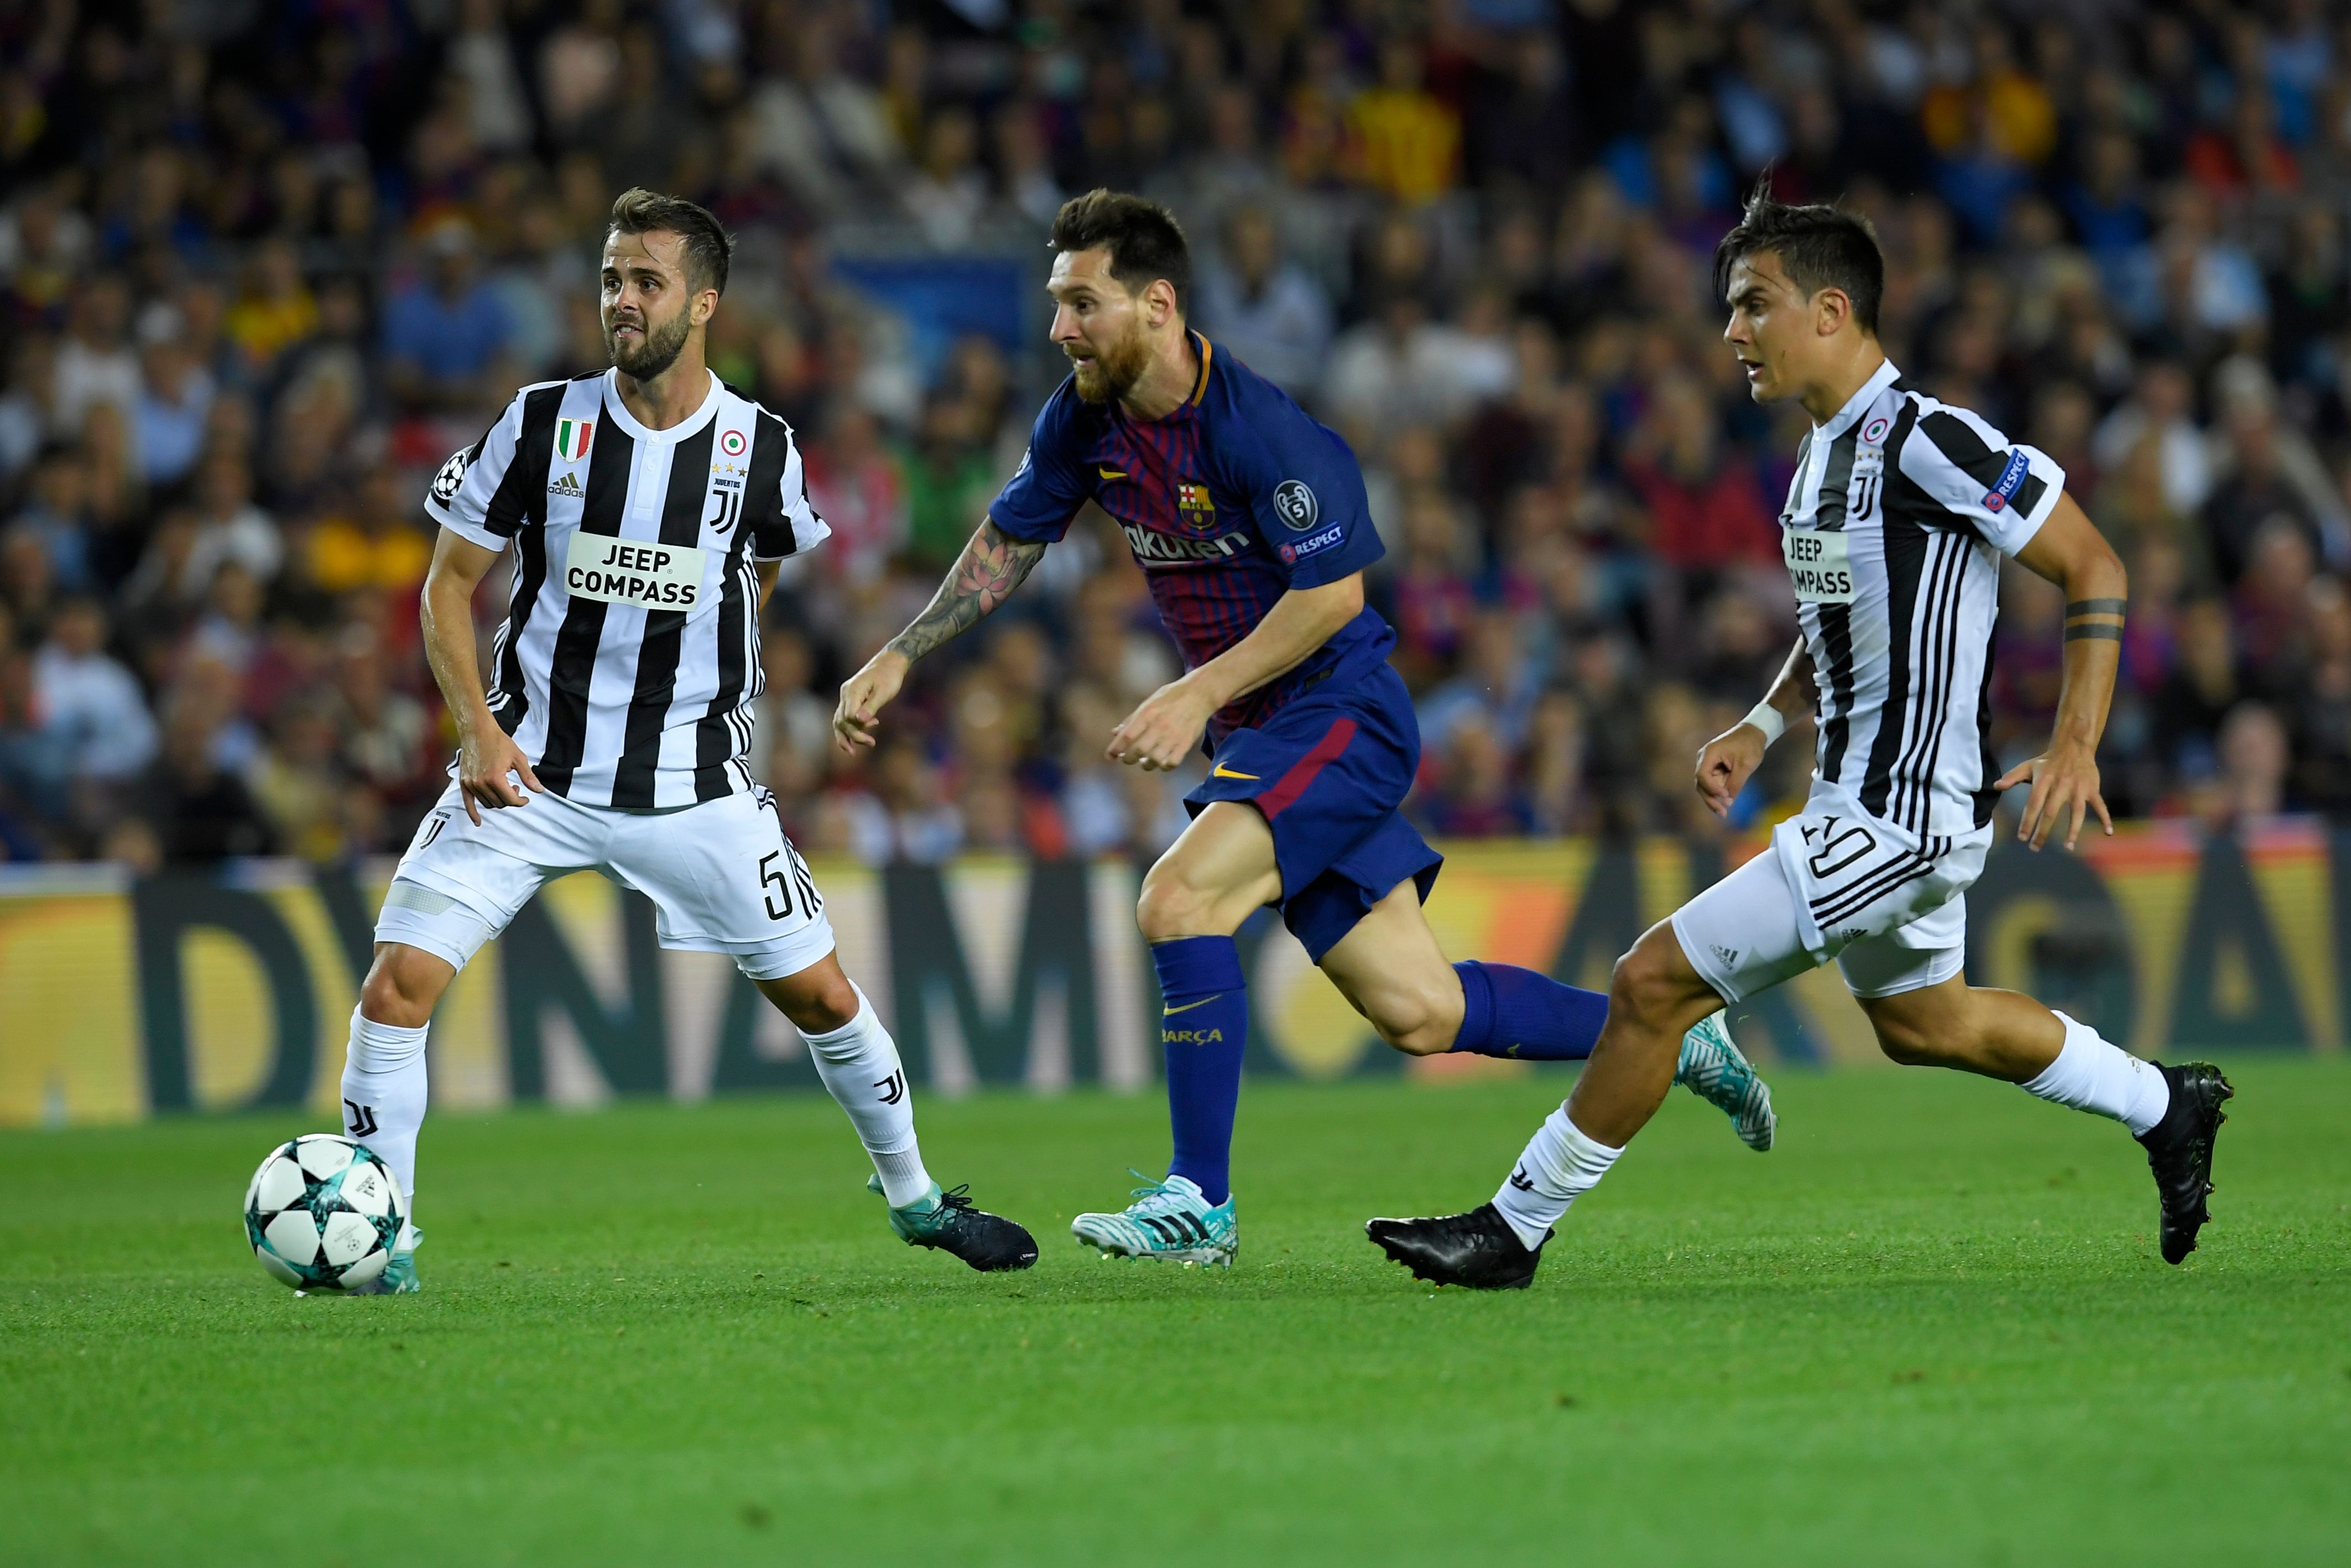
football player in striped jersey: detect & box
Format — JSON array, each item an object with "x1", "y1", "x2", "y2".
[{"x1": 1371, "y1": 192, "x2": 2230, "y2": 1290}]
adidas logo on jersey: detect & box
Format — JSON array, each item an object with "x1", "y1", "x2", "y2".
[
  {"x1": 548, "y1": 471, "x2": 585, "y2": 498},
  {"x1": 1713, "y1": 944, "x2": 1741, "y2": 967}
]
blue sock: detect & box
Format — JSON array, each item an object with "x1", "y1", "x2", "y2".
[
  {"x1": 1447, "y1": 961, "x2": 1609, "y2": 1061},
  {"x1": 1152, "y1": 935, "x2": 1247, "y2": 1206}
]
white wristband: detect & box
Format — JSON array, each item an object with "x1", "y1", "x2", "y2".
[{"x1": 1743, "y1": 701, "x2": 1787, "y2": 748}]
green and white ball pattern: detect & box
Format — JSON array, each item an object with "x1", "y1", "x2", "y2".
[{"x1": 243, "y1": 1135, "x2": 406, "y2": 1290}]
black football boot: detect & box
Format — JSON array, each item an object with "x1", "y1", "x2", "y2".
[
  {"x1": 1365, "y1": 1204, "x2": 1546, "y2": 1289},
  {"x1": 2134, "y1": 1061, "x2": 2234, "y2": 1265}
]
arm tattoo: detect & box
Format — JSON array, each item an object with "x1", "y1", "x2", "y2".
[{"x1": 885, "y1": 521, "x2": 1046, "y2": 663}]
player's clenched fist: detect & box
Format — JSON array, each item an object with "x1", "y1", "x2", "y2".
[
  {"x1": 455, "y1": 724, "x2": 542, "y2": 824},
  {"x1": 834, "y1": 649, "x2": 909, "y2": 752},
  {"x1": 1693, "y1": 723, "x2": 1768, "y2": 820}
]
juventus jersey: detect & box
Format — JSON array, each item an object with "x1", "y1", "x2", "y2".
[
  {"x1": 1777, "y1": 359, "x2": 2064, "y2": 840},
  {"x1": 425, "y1": 368, "x2": 828, "y2": 809}
]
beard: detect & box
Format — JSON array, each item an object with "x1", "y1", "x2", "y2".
[
  {"x1": 1068, "y1": 327, "x2": 1151, "y2": 404},
  {"x1": 606, "y1": 307, "x2": 692, "y2": 381}
]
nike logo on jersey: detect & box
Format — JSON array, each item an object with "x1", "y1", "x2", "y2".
[
  {"x1": 1211, "y1": 765, "x2": 1259, "y2": 780},
  {"x1": 1163, "y1": 995, "x2": 1223, "y2": 1015},
  {"x1": 1098, "y1": 467, "x2": 1129, "y2": 480},
  {"x1": 548, "y1": 471, "x2": 584, "y2": 498}
]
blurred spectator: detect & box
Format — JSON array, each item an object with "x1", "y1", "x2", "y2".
[
  {"x1": 897, "y1": 395, "x2": 996, "y2": 573},
  {"x1": 307, "y1": 468, "x2": 432, "y2": 599},
  {"x1": 1346, "y1": 36, "x2": 1462, "y2": 204},
  {"x1": 182, "y1": 452, "x2": 281, "y2": 591},
  {"x1": 225, "y1": 238, "x2": 319, "y2": 377},
  {"x1": 138, "y1": 693, "x2": 275, "y2": 863},
  {"x1": 380, "y1": 220, "x2": 512, "y2": 415},
  {"x1": 1325, "y1": 291, "x2": 1511, "y2": 445},
  {"x1": 1622, "y1": 374, "x2": 1778, "y2": 600},
  {"x1": 804, "y1": 405, "x2": 907, "y2": 587},
  {"x1": 133, "y1": 325, "x2": 213, "y2": 488},
  {"x1": 8, "y1": 446, "x2": 92, "y2": 593},
  {"x1": 2206, "y1": 701, "x2": 2291, "y2": 821},
  {"x1": 52, "y1": 274, "x2": 139, "y2": 437},
  {"x1": 247, "y1": 695, "x2": 348, "y2": 862},
  {"x1": 1195, "y1": 205, "x2": 1332, "y2": 398},
  {"x1": 32, "y1": 596, "x2": 155, "y2": 789}
]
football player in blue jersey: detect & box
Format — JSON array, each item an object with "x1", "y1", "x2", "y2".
[{"x1": 835, "y1": 191, "x2": 1773, "y2": 1265}]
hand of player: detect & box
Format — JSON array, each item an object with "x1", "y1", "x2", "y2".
[
  {"x1": 1107, "y1": 676, "x2": 1216, "y2": 771},
  {"x1": 1996, "y1": 739, "x2": 2113, "y2": 852},
  {"x1": 1693, "y1": 723, "x2": 1768, "y2": 819},
  {"x1": 455, "y1": 722, "x2": 541, "y2": 825},
  {"x1": 834, "y1": 650, "x2": 909, "y2": 753}
]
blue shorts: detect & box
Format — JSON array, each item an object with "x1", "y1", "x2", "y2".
[{"x1": 1184, "y1": 663, "x2": 1443, "y2": 962}]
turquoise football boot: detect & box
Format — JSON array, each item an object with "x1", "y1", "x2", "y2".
[
  {"x1": 346, "y1": 1222, "x2": 422, "y2": 1295},
  {"x1": 1676, "y1": 1013, "x2": 1775, "y2": 1150},
  {"x1": 1070, "y1": 1172, "x2": 1238, "y2": 1267}
]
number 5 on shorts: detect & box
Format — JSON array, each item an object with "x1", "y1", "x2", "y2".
[{"x1": 760, "y1": 851, "x2": 794, "y2": 920}]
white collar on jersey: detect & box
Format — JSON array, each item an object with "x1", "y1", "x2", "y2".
[
  {"x1": 1812, "y1": 358, "x2": 1904, "y2": 441},
  {"x1": 598, "y1": 367, "x2": 724, "y2": 445}
]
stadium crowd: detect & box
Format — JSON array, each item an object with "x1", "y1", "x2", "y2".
[{"x1": 4, "y1": 0, "x2": 2351, "y2": 867}]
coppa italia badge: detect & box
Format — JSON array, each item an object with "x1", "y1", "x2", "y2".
[{"x1": 720, "y1": 429, "x2": 748, "y2": 458}]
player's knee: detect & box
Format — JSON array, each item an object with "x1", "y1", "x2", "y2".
[
  {"x1": 1868, "y1": 1006, "x2": 1952, "y2": 1067},
  {"x1": 769, "y1": 972, "x2": 859, "y2": 1035},
  {"x1": 1372, "y1": 976, "x2": 1463, "y2": 1056},
  {"x1": 1608, "y1": 942, "x2": 1684, "y2": 1030},
  {"x1": 359, "y1": 947, "x2": 447, "y2": 1030},
  {"x1": 1136, "y1": 868, "x2": 1216, "y2": 942}
]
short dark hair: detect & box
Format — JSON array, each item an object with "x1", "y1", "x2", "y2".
[
  {"x1": 607, "y1": 187, "x2": 733, "y2": 296},
  {"x1": 1713, "y1": 189, "x2": 1883, "y2": 336},
  {"x1": 1049, "y1": 189, "x2": 1191, "y2": 315}
]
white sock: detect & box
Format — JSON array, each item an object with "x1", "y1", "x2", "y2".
[
  {"x1": 800, "y1": 983, "x2": 934, "y2": 1206},
  {"x1": 341, "y1": 1006, "x2": 429, "y2": 1217},
  {"x1": 2021, "y1": 1012, "x2": 2171, "y2": 1135},
  {"x1": 1492, "y1": 1106, "x2": 1624, "y2": 1251}
]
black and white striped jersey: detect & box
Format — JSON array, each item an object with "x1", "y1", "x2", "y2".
[
  {"x1": 1777, "y1": 359, "x2": 2063, "y2": 840},
  {"x1": 424, "y1": 368, "x2": 828, "y2": 809}
]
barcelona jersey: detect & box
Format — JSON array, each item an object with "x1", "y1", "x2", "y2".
[{"x1": 987, "y1": 334, "x2": 1393, "y2": 746}]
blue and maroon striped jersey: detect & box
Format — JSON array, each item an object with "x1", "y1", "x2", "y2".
[{"x1": 989, "y1": 334, "x2": 1393, "y2": 743}]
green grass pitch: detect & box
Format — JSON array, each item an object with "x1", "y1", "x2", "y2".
[{"x1": 3, "y1": 1059, "x2": 2348, "y2": 1566}]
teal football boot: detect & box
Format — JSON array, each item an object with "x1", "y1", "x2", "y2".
[
  {"x1": 1071, "y1": 1173, "x2": 1238, "y2": 1267},
  {"x1": 868, "y1": 1176, "x2": 1038, "y2": 1271},
  {"x1": 346, "y1": 1222, "x2": 421, "y2": 1295},
  {"x1": 1676, "y1": 1013, "x2": 1775, "y2": 1150}
]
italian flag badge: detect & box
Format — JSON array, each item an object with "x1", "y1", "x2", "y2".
[{"x1": 556, "y1": 418, "x2": 593, "y2": 463}]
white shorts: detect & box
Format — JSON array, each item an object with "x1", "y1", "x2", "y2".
[
  {"x1": 375, "y1": 782, "x2": 836, "y2": 982},
  {"x1": 1672, "y1": 794, "x2": 1992, "y2": 1004}
]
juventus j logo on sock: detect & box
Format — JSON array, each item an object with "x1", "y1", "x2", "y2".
[
  {"x1": 873, "y1": 1071, "x2": 906, "y2": 1106},
  {"x1": 343, "y1": 1100, "x2": 379, "y2": 1138}
]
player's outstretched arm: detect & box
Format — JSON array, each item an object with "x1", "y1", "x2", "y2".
[
  {"x1": 1694, "y1": 637, "x2": 1816, "y2": 818},
  {"x1": 2000, "y1": 491, "x2": 2126, "y2": 851},
  {"x1": 1107, "y1": 574, "x2": 1365, "y2": 770},
  {"x1": 833, "y1": 518, "x2": 1046, "y2": 752},
  {"x1": 421, "y1": 528, "x2": 542, "y2": 824}
]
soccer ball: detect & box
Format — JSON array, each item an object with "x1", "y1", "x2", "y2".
[{"x1": 243, "y1": 1135, "x2": 408, "y2": 1291}]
